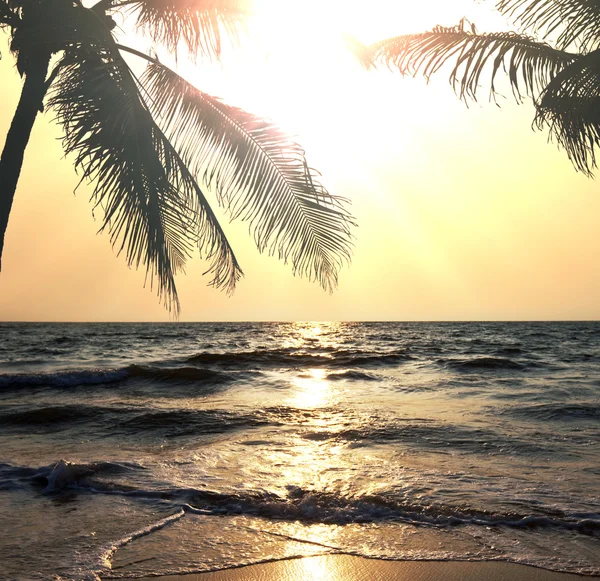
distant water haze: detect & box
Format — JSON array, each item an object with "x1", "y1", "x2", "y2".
[{"x1": 0, "y1": 321, "x2": 598, "y2": 579}]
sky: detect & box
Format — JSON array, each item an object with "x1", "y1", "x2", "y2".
[{"x1": 1, "y1": 0, "x2": 599, "y2": 322}]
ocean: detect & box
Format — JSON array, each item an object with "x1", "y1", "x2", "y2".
[{"x1": 0, "y1": 321, "x2": 598, "y2": 580}]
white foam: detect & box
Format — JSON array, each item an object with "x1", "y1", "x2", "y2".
[
  {"x1": 43, "y1": 460, "x2": 94, "y2": 493},
  {"x1": 96, "y1": 509, "x2": 185, "y2": 576}
]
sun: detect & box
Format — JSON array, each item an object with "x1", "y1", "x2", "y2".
[
  {"x1": 238, "y1": 0, "x2": 362, "y2": 133},
  {"x1": 252, "y1": 0, "x2": 350, "y2": 44}
]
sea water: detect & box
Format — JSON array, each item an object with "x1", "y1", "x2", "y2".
[{"x1": 0, "y1": 321, "x2": 598, "y2": 580}]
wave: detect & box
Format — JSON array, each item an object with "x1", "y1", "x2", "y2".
[
  {"x1": 185, "y1": 348, "x2": 412, "y2": 369},
  {"x1": 325, "y1": 370, "x2": 381, "y2": 382},
  {"x1": 0, "y1": 369, "x2": 129, "y2": 388},
  {"x1": 0, "y1": 404, "x2": 275, "y2": 435},
  {"x1": 0, "y1": 349, "x2": 408, "y2": 390},
  {"x1": 127, "y1": 365, "x2": 253, "y2": 385},
  {"x1": 51, "y1": 336, "x2": 76, "y2": 345},
  {"x1": 117, "y1": 408, "x2": 273, "y2": 435},
  {"x1": 0, "y1": 403, "x2": 564, "y2": 458},
  {"x1": 3, "y1": 348, "x2": 546, "y2": 393},
  {"x1": 495, "y1": 346, "x2": 524, "y2": 355},
  {"x1": 37, "y1": 460, "x2": 147, "y2": 493},
  {"x1": 0, "y1": 462, "x2": 42, "y2": 490},
  {"x1": 0, "y1": 460, "x2": 145, "y2": 491},
  {"x1": 185, "y1": 350, "x2": 333, "y2": 368},
  {"x1": 331, "y1": 351, "x2": 413, "y2": 367},
  {"x1": 440, "y1": 357, "x2": 526, "y2": 371},
  {"x1": 504, "y1": 403, "x2": 600, "y2": 422},
  {"x1": 0, "y1": 404, "x2": 108, "y2": 427},
  {"x1": 300, "y1": 419, "x2": 558, "y2": 456},
  {"x1": 0, "y1": 365, "x2": 256, "y2": 391},
  {"x1": 11, "y1": 461, "x2": 600, "y2": 535}
]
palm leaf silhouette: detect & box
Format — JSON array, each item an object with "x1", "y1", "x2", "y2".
[
  {"x1": 9, "y1": 3, "x2": 112, "y2": 75},
  {"x1": 496, "y1": 0, "x2": 600, "y2": 53},
  {"x1": 372, "y1": 19, "x2": 577, "y2": 102},
  {"x1": 0, "y1": 0, "x2": 355, "y2": 313},
  {"x1": 0, "y1": 2, "x2": 17, "y2": 28},
  {"x1": 107, "y1": 0, "x2": 250, "y2": 57},
  {"x1": 141, "y1": 61, "x2": 355, "y2": 292},
  {"x1": 48, "y1": 35, "x2": 242, "y2": 313},
  {"x1": 367, "y1": 4, "x2": 600, "y2": 176},
  {"x1": 536, "y1": 51, "x2": 600, "y2": 174}
]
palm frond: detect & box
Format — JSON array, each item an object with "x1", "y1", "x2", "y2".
[
  {"x1": 8, "y1": 3, "x2": 114, "y2": 75},
  {"x1": 48, "y1": 38, "x2": 242, "y2": 312},
  {"x1": 0, "y1": 1, "x2": 18, "y2": 28},
  {"x1": 496, "y1": 0, "x2": 600, "y2": 53},
  {"x1": 535, "y1": 50, "x2": 600, "y2": 175},
  {"x1": 2, "y1": 0, "x2": 23, "y2": 16},
  {"x1": 372, "y1": 19, "x2": 577, "y2": 102},
  {"x1": 140, "y1": 61, "x2": 355, "y2": 292},
  {"x1": 111, "y1": 0, "x2": 250, "y2": 58}
]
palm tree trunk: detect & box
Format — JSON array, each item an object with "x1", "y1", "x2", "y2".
[{"x1": 0, "y1": 56, "x2": 51, "y2": 269}]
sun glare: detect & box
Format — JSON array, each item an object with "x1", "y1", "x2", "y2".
[
  {"x1": 212, "y1": 0, "x2": 508, "y2": 175},
  {"x1": 236, "y1": 0, "x2": 365, "y2": 142},
  {"x1": 295, "y1": 553, "x2": 335, "y2": 580},
  {"x1": 253, "y1": 0, "x2": 348, "y2": 44},
  {"x1": 174, "y1": 0, "x2": 512, "y2": 180},
  {"x1": 292, "y1": 368, "x2": 330, "y2": 408}
]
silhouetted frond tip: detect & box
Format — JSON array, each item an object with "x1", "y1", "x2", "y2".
[
  {"x1": 536, "y1": 51, "x2": 600, "y2": 175},
  {"x1": 371, "y1": 19, "x2": 578, "y2": 103},
  {"x1": 111, "y1": 0, "x2": 251, "y2": 58},
  {"x1": 141, "y1": 61, "x2": 355, "y2": 292},
  {"x1": 496, "y1": 0, "x2": 600, "y2": 53}
]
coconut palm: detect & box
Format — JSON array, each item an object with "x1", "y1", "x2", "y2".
[
  {"x1": 366, "y1": 1, "x2": 600, "y2": 177},
  {"x1": 0, "y1": 0, "x2": 354, "y2": 314}
]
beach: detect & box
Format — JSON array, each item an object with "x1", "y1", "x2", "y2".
[
  {"x1": 1, "y1": 321, "x2": 598, "y2": 579},
  {"x1": 113, "y1": 555, "x2": 600, "y2": 581}
]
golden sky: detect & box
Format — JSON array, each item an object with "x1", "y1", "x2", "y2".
[{"x1": 1, "y1": 0, "x2": 599, "y2": 321}]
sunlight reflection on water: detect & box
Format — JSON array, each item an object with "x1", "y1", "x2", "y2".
[
  {"x1": 291, "y1": 368, "x2": 330, "y2": 408},
  {"x1": 294, "y1": 552, "x2": 336, "y2": 579},
  {"x1": 286, "y1": 322, "x2": 342, "y2": 408}
]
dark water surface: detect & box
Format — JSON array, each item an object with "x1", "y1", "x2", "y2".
[{"x1": 0, "y1": 322, "x2": 598, "y2": 579}]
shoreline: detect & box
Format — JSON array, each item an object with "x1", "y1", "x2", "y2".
[{"x1": 109, "y1": 555, "x2": 600, "y2": 580}]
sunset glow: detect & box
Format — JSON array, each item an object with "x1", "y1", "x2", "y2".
[
  {"x1": 0, "y1": 1, "x2": 599, "y2": 321},
  {"x1": 2, "y1": 2, "x2": 600, "y2": 579}
]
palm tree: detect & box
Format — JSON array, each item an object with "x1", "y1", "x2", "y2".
[
  {"x1": 0, "y1": 0, "x2": 355, "y2": 314},
  {"x1": 365, "y1": 1, "x2": 600, "y2": 177}
]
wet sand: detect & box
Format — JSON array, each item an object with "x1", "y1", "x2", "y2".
[{"x1": 113, "y1": 554, "x2": 600, "y2": 581}]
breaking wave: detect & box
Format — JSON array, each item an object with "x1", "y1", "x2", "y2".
[{"x1": 6, "y1": 460, "x2": 600, "y2": 535}]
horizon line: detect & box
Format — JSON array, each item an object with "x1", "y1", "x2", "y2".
[{"x1": 1, "y1": 320, "x2": 599, "y2": 324}]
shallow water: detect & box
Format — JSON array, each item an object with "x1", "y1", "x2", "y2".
[{"x1": 0, "y1": 321, "x2": 598, "y2": 579}]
